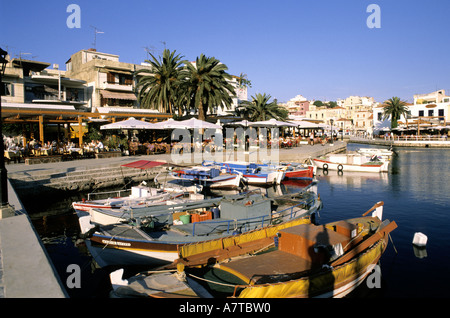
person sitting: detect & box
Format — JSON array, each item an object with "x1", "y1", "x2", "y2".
[{"x1": 96, "y1": 140, "x2": 104, "y2": 152}]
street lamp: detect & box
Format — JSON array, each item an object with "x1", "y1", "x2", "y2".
[
  {"x1": 329, "y1": 118, "x2": 334, "y2": 141},
  {"x1": 0, "y1": 47, "x2": 15, "y2": 218}
]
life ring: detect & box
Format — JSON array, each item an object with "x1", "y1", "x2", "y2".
[
  {"x1": 337, "y1": 164, "x2": 343, "y2": 171},
  {"x1": 323, "y1": 163, "x2": 329, "y2": 170}
]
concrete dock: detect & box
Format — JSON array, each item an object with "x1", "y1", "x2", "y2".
[{"x1": 0, "y1": 141, "x2": 346, "y2": 298}]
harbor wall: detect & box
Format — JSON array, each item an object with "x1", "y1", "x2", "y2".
[
  {"x1": 0, "y1": 180, "x2": 68, "y2": 298},
  {"x1": 7, "y1": 143, "x2": 347, "y2": 201},
  {"x1": 349, "y1": 136, "x2": 450, "y2": 148}
]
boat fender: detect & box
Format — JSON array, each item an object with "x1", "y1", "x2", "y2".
[
  {"x1": 323, "y1": 163, "x2": 328, "y2": 170},
  {"x1": 337, "y1": 164, "x2": 343, "y2": 171}
]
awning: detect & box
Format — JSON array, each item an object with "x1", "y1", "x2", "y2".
[
  {"x1": 121, "y1": 160, "x2": 167, "y2": 169},
  {"x1": 100, "y1": 90, "x2": 137, "y2": 100}
]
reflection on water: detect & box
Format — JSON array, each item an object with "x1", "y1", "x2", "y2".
[
  {"x1": 318, "y1": 170, "x2": 389, "y2": 190},
  {"x1": 317, "y1": 144, "x2": 450, "y2": 297}
]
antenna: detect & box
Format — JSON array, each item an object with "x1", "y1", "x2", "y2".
[
  {"x1": 142, "y1": 45, "x2": 157, "y2": 59},
  {"x1": 90, "y1": 26, "x2": 104, "y2": 50}
]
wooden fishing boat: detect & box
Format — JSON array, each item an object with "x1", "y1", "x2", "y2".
[
  {"x1": 79, "y1": 185, "x2": 322, "y2": 268},
  {"x1": 282, "y1": 165, "x2": 314, "y2": 179},
  {"x1": 170, "y1": 166, "x2": 244, "y2": 190},
  {"x1": 312, "y1": 153, "x2": 389, "y2": 173},
  {"x1": 109, "y1": 202, "x2": 397, "y2": 298},
  {"x1": 212, "y1": 161, "x2": 285, "y2": 185},
  {"x1": 86, "y1": 195, "x2": 223, "y2": 226},
  {"x1": 73, "y1": 160, "x2": 200, "y2": 213},
  {"x1": 72, "y1": 185, "x2": 184, "y2": 213}
]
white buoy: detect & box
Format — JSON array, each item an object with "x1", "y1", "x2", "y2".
[
  {"x1": 412, "y1": 232, "x2": 428, "y2": 247},
  {"x1": 110, "y1": 268, "x2": 128, "y2": 291}
]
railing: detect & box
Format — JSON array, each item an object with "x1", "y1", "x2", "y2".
[
  {"x1": 379, "y1": 135, "x2": 449, "y2": 142},
  {"x1": 190, "y1": 199, "x2": 314, "y2": 236}
]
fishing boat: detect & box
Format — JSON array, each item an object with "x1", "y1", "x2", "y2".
[
  {"x1": 109, "y1": 201, "x2": 397, "y2": 298},
  {"x1": 72, "y1": 160, "x2": 200, "y2": 213},
  {"x1": 356, "y1": 147, "x2": 394, "y2": 162},
  {"x1": 72, "y1": 184, "x2": 185, "y2": 213},
  {"x1": 210, "y1": 161, "x2": 285, "y2": 185},
  {"x1": 78, "y1": 185, "x2": 322, "y2": 268},
  {"x1": 277, "y1": 164, "x2": 314, "y2": 180},
  {"x1": 170, "y1": 166, "x2": 244, "y2": 190},
  {"x1": 312, "y1": 153, "x2": 389, "y2": 173},
  {"x1": 86, "y1": 194, "x2": 222, "y2": 227}
]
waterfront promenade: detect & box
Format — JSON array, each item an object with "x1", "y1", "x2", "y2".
[{"x1": 0, "y1": 141, "x2": 346, "y2": 298}]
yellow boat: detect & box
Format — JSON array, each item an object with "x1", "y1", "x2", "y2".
[
  {"x1": 110, "y1": 201, "x2": 397, "y2": 298},
  {"x1": 215, "y1": 202, "x2": 397, "y2": 298}
]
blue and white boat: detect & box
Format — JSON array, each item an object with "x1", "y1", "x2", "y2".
[
  {"x1": 170, "y1": 166, "x2": 244, "y2": 189},
  {"x1": 209, "y1": 161, "x2": 285, "y2": 186}
]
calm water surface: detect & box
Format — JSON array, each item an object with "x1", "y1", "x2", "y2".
[{"x1": 28, "y1": 143, "x2": 450, "y2": 298}]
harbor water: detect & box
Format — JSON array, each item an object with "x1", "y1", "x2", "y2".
[{"x1": 27, "y1": 143, "x2": 450, "y2": 298}]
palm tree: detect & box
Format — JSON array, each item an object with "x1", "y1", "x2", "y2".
[
  {"x1": 239, "y1": 93, "x2": 288, "y2": 121},
  {"x1": 382, "y1": 97, "x2": 409, "y2": 128},
  {"x1": 135, "y1": 49, "x2": 185, "y2": 115},
  {"x1": 235, "y1": 72, "x2": 252, "y2": 89},
  {"x1": 184, "y1": 54, "x2": 235, "y2": 121}
]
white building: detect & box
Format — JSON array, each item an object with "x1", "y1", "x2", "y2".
[
  {"x1": 410, "y1": 90, "x2": 449, "y2": 122},
  {"x1": 372, "y1": 90, "x2": 450, "y2": 134}
]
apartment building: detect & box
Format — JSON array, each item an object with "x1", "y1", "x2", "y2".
[
  {"x1": 372, "y1": 90, "x2": 450, "y2": 134},
  {"x1": 1, "y1": 57, "x2": 87, "y2": 108},
  {"x1": 280, "y1": 95, "x2": 310, "y2": 120},
  {"x1": 65, "y1": 49, "x2": 157, "y2": 114},
  {"x1": 411, "y1": 89, "x2": 449, "y2": 121},
  {"x1": 353, "y1": 111, "x2": 374, "y2": 135}
]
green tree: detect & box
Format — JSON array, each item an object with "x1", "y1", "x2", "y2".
[
  {"x1": 326, "y1": 101, "x2": 337, "y2": 108},
  {"x1": 313, "y1": 100, "x2": 324, "y2": 107},
  {"x1": 184, "y1": 54, "x2": 235, "y2": 121},
  {"x1": 239, "y1": 93, "x2": 288, "y2": 121},
  {"x1": 135, "y1": 49, "x2": 185, "y2": 115},
  {"x1": 235, "y1": 72, "x2": 252, "y2": 89},
  {"x1": 382, "y1": 96, "x2": 409, "y2": 128}
]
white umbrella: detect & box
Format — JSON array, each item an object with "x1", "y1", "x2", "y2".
[
  {"x1": 100, "y1": 117, "x2": 157, "y2": 130},
  {"x1": 151, "y1": 118, "x2": 221, "y2": 130},
  {"x1": 249, "y1": 118, "x2": 297, "y2": 127},
  {"x1": 150, "y1": 118, "x2": 180, "y2": 129},
  {"x1": 290, "y1": 120, "x2": 322, "y2": 128},
  {"x1": 227, "y1": 120, "x2": 252, "y2": 127},
  {"x1": 177, "y1": 118, "x2": 222, "y2": 129}
]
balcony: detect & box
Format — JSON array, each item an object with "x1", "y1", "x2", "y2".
[{"x1": 101, "y1": 82, "x2": 133, "y2": 92}]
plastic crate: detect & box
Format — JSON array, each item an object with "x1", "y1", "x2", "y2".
[{"x1": 191, "y1": 211, "x2": 213, "y2": 223}]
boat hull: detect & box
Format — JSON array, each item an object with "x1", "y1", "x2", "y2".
[
  {"x1": 235, "y1": 237, "x2": 387, "y2": 298},
  {"x1": 312, "y1": 158, "x2": 389, "y2": 172},
  {"x1": 79, "y1": 194, "x2": 322, "y2": 268},
  {"x1": 216, "y1": 161, "x2": 285, "y2": 185},
  {"x1": 243, "y1": 171, "x2": 285, "y2": 185},
  {"x1": 284, "y1": 166, "x2": 314, "y2": 179}
]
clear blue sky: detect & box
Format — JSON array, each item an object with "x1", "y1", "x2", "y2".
[{"x1": 1, "y1": 0, "x2": 449, "y2": 103}]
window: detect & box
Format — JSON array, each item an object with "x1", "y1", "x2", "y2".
[
  {"x1": 428, "y1": 109, "x2": 434, "y2": 117},
  {"x1": 0, "y1": 82, "x2": 13, "y2": 96},
  {"x1": 119, "y1": 75, "x2": 133, "y2": 85},
  {"x1": 419, "y1": 110, "x2": 424, "y2": 117},
  {"x1": 107, "y1": 72, "x2": 116, "y2": 84},
  {"x1": 377, "y1": 112, "x2": 382, "y2": 121}
]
